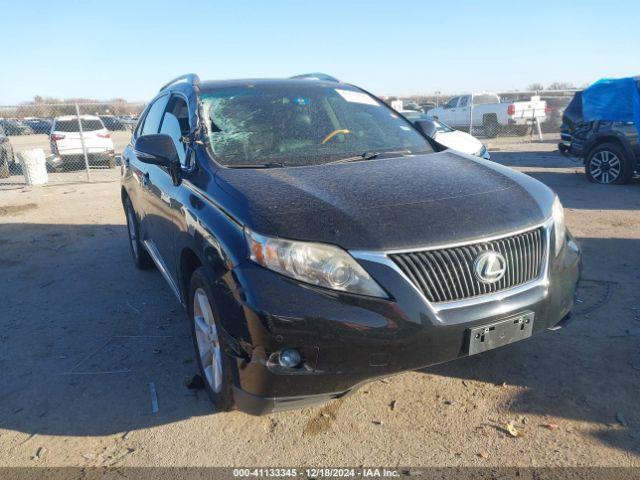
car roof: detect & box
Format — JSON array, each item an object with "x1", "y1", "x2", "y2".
[{"x1": 198, "y1": 78, "x2": 351, "y2": 93}]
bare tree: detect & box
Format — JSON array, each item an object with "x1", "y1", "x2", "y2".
[{"x1": 547, "y1": 82, "x2": 576, "y2": 91}]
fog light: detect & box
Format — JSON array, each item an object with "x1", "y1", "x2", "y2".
[{"x1": 278, "y1": 349, "x2": 301, "y2": 368}]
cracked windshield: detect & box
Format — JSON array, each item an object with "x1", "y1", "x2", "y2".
[{"x1": 201, "y1": 83, "x2": 433, "y2": 167}]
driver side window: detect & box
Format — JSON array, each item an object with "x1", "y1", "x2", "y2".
[{"x1": 159, "y1": 95, "x2": 190, "y2": 167}]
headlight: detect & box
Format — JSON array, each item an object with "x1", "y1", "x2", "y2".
[
  {"x1": 552, "y1": 196, "x2": 566, "y2": 256},
  {"x1": 245, "y1": 229, "x2": 388, "y2": 298}
]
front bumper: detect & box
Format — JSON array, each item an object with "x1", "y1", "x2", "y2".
[{"x1": 218, "y1": 229, "x2": 581, "y2": 415}]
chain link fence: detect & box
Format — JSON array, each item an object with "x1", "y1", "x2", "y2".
[
  {"x1": 0, "y1": 102, "x2": 144, "y2": 188},
  {"x1": 0, "y1": 89, "x2": 580, "y2": 189}
]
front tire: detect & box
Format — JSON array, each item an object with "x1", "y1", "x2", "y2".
[
  {"x1": 188, "y1": 267, "x2": 236, "y2": 412},
  {"x1": 123, "y1": 197, "x2": 154, "y2": 269},
  {"x1": 585, "y1": 143, "x2": 633, "y2": 185}
]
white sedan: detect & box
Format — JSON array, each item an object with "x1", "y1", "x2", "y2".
[{"x1": 400, "y1": 110, "x2": 490, "y2": 160}]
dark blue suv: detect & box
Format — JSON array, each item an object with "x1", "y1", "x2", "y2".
[{"x1": 121, "y1": 74, "x2": 581, "y2": 414}]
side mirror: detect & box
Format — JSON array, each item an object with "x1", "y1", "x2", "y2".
[
  {"x1": 414, "y1": 120, "x2": 438, "y2": 139},
  {"x1": 134, "y1": 134, "x2": 179, "y2": 167}
]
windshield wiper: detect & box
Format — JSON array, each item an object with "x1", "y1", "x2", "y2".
[
  {"x1": 326, "y1": 150, "x2": 416, "y2": 165},
  {"x1": 326, "y1": 152, "x2": 380, "y2": 165},
  {"x1": 227, "y1": 162, "x2": 285, "y2": 169}
]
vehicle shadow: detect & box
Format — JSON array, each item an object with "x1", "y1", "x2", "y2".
[
  {"x1": 490, "y1": 150, "x2": 580, "y2": 169},
  {"x1": 420, "y1": 235, "x2": 640, "y2": 456},
  {"x1": 490, "y1": 151, "x2": 640, "y2": 211},
  {"x1": 0, "y1": 222, "x2": 215, "y2": 437}
]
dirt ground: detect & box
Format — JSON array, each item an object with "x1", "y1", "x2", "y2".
[{"x1": 0, "y1": 138, "x2": 639, "y2": 468}]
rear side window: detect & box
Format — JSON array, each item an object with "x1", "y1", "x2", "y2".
[
  {"x1": 54, "y1": 119, "x2": 104, "y2": 132},
  {"x1": 140, "y1": 95, "x2": 170, "y2": 136}
]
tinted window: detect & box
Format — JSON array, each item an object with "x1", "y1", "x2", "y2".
[
  {"x1": 141, "y1": 95, "x2": 170, "y2": 136},
  {"x1": 54, "y1": 119, "x2": 104, "y2": 132},
  {"x1": 444, "y1": 97, "x2": 459, "y2": 109},
  {"x1": 201, "y1": 84, "x2": 433, "y2": 167},
  {"x1": 160, "y1": 115, "x2": 187, "y2": 165},
  {"x1": 459, "y1": 96, "x2": 468, "y2": 107}
]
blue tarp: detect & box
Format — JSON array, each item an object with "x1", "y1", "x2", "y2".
[{"x1": 582, "y1": 77, "x2": 640, "y2": 135}]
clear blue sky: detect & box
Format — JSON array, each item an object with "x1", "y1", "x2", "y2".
[{"x1": 1, "y1": 0, "x2": 638, "y2": 104}]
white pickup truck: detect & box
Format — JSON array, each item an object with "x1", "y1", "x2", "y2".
[{"x1": 427, "y1": 93, "x2": 547, "y2": 137}]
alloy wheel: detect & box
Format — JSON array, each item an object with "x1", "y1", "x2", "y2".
[
  {"x1": 589, "y1": 150, "x2": 621, "y2": 184},
  {"x1": 193, "y1": 288, "x2": 223, "y2": 393}
]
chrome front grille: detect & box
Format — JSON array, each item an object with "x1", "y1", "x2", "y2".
[{"x1": 389, "y1": 227, "x2": 547, "y2": 303}]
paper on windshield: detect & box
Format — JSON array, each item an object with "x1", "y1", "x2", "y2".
[{"x1": 335, "y1": 89, "x2": 380, "y2": 106}]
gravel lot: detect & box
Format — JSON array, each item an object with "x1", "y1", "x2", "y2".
[{"x1": 0, "y1": 138, "x2": 639, "y2": 468}]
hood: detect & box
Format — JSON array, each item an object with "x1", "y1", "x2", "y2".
[
  {"x1": 433, "y1": 130, "x2": 483, "y2": 155},
  {"x1": 214, "y1": 151, "x2": 555, "y2": 251}
]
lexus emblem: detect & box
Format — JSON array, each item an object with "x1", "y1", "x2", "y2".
[{"x1": 474, "y1": 251, "x2": 507, "y2": 283}]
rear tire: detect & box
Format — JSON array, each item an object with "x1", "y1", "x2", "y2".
[
  {"x1": 188, "y1": 267, "x2": 236, "y2": 412},
  {"x1": 483, "y1": 115, "x2": 499, "y2": 138},
  {"x1": 123, "y1": 196, "x2": 154, "y2": 269},
  {"x1": 585, "y1": 143, "x2": 633, "y2": 185}
]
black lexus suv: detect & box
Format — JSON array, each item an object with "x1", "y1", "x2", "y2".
[
  {"x1": 559, "y1": 90, "x2": 640, "y2": 184},
  {"x1": 121, "y1": 73, "x2": 581, "y2": 414}
]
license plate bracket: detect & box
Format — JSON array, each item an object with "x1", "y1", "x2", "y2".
[{"x1": 468, "y1": 311, "x2": 534, "y2": 355}]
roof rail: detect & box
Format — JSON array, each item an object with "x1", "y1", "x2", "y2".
[
  {"x1": 159, "y1": 73, "x2": 201, "y2": 93},
  {"x1": 290, "y1": 73, "x2": 340, "y2": 83}
]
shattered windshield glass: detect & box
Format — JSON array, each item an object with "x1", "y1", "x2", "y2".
[{"x1": 200, "y1": 83, "x2": 433, "y2": 167}]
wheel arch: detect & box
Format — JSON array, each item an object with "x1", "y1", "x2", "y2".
[
  {"x1": 585, "y1": 135, "x2": 634, "y2": 165},
  {"x1": 482, "y1": 113, "x2": 498, "y2": 123},
  {"x1": 121, "y1": 186, "x2": 129, "y2": 205},
  {"x1": 179, "y1": 247, "x2": 204, "y2": 303}
]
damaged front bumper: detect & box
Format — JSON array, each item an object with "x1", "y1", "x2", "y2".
[{"x1": 217, "y1": 230, "x2": 581, "y2": 415}]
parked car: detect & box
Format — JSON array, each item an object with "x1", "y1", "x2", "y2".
[
  {"x1": 418, "y1": 101, "x2": 437, "y2": 111},
  {"x1": 427, "y1": 93, "x2": 547, "y2": 137},
  {"x1": 402, "y1": 102, "x2": 422, "y2": 112},
  {"x1": 122, "y1": 73, "x2": 581, "y2": 415},
  {"x1": 0, "y1": 118, "x2": 33, "y2": 136},
  {"x1": 117, "y1": 115, "x2": 138, "y2": 130},
  {"x1": 559, "y1": 89, "x2": 639, "y2": 184},
  {"x1": 99, "y1": 115, "x2": 127, "y2": 131},
  {"x1": 0, "y1": 125, "x2": 15, "y2": 178},
  {"x1": 400, "y1": 111, "x2": 490, "y2": 159},
  {"x1": 49, "y1": 115, "x2": 115, "y2": 170},
  {"x1": 23, "y1": 117, "x2": 53, "y2": 134}
]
